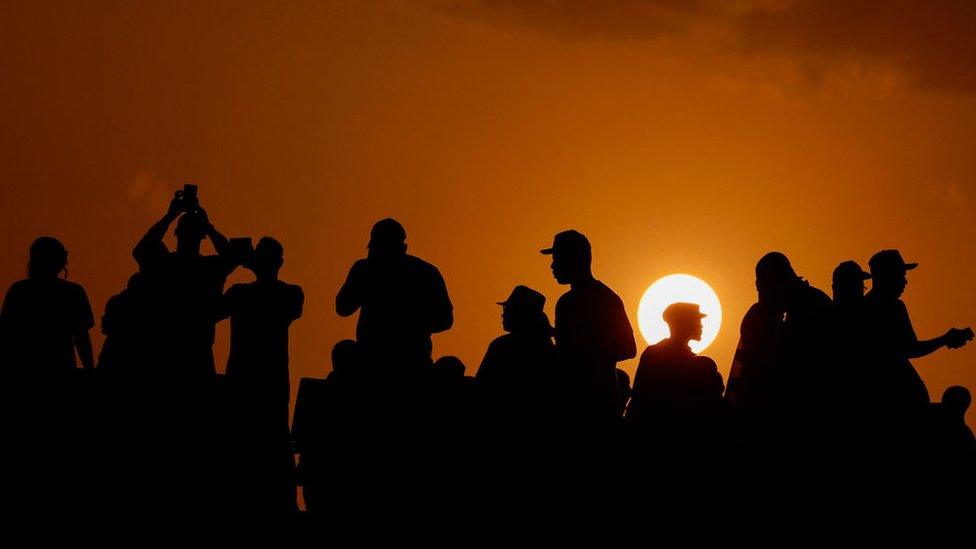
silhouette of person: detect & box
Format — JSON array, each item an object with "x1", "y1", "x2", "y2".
[
  {"x1": 931, "y1": 386, "x2": 976, "y2": 463},
  {"x1": 220, "y1": 237, "x2": 304, "y2": 513},
  {"x1": 827, "y1": 260, "x2": 873, "y2": 436},
  {"x1": 727, "y1": 252, "x2": 831, "y2": 446},
  {"x1": 627, "y1": 303, "x2": 724, "y2": 450},
  {"x1": 132, "y1": 190, "x2": 236, "y2": 380},
  {"x1": 862, "y1": 250, "x2": 973, "y2": 443},
  {"x1": 832, "y1": 260, "x2": 871, "y2": 308},
  {"x1": 1, "y1": 236, "x2": 95, "y2": 375},
  {"x1": 97, "y1": 265, "x2": 165, "y2": 375},
  {"x1": 1, "y1": 237, "x2": 96, "y2": 512},
  {"x1": 542, "y1": 230, "x2": 636, "y2": 422},
  {"x1": 476, "y1": 285, "x2": 556, "y2": 416},
  {"x1": 293, "y1": 339, "x2": 367, "y2": 514},
  {"x1": 336, "y1": 218, "x2": 453, "y2": 371},
  {"x1": 127, "y1": 189, "x2": 236, "y2": 511}
]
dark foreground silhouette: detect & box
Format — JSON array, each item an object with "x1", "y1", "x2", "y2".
[{"x1": 2, "y1": 189, "x2": 974, "y2": 517}]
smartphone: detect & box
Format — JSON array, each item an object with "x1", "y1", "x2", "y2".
[{"x1": 182, "y1": 184, "x2": 199, "y2": 212}]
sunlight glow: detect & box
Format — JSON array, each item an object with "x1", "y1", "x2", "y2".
[{"x1": 637, "y1": 273, "x2": 722, "y2": 354}]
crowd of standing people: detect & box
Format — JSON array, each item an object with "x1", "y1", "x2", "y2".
[{"x1": 2, "y1": 187, "x2": 974, "y2": 515}]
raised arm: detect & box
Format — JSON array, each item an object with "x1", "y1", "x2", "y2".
[
  {"x1": 336, "y1": 260, "x2": 367, "y2": 317},
  {"x1": 201, "y1": 209, "x2": 231, "y2": 258},
  {"x1": 134, "y1": 192, "x2": 182, "y2": 261}
]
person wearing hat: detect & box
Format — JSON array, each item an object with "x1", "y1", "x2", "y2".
[
  {"x1": 131, "y1": 187, "x2": 237, "y2": 381},
  {"x1": 541, "y1": 230, "x2": 636, "y2": 422},
  {"x1": 832, "y1": 260, "x2": 872, "y2": 307},
  {"x1": 862, "y1": 249, "x2": 973, "y2": 438},
  {"x1": 626, "y1": 302, "x2": 724, "y2": 452},
  {"x1": 336, "y1": 218, "x2": 453, "y2": 371},
  {"x1": 823, "y1": 260, "x2": 874, "y2": 444},
  {"x1": 476, "y1": 285, "x2": 555, "y2": 416}
]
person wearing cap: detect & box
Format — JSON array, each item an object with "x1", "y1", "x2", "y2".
[
  {"x1": 218, "y1": 237, "x2": 304, "y2": 514},
  {"x1": 476, "y1": 285, "x2": 556, "y2": 416},
  {"x1": 862, "y1": 250, "x2": 972, "y2": 436},
  {"x1": 336, "y1": 218, "x2": 453, "y2": 371},
  {"x1": 130, "y1": 188, "x2": 236, "y2": 381},
  {"x1": 832, "y1": 260, "x2": 872, "y2": 307},
  {"x1": 541, "y1": 230, "x2": 636, "y2": 422},
  {"x1": 627, "y1": 303, "x2": 724, "y2": 451},
  {"x1": 825, "y1": 260, "x2": 874, "y2": 443}
]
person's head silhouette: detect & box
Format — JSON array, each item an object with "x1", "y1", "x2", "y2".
[
  {"x1": 832, "y1": 260, "x2": 871, "y2": 305},
  {"x1": 331, "y1": 339, "x2": 362, "y2": 374},
  {"x1": 174, "y1": 210, "x2": 209, "y2": 254},
  {"x1": 868, "y1": 249, "x2": 917, "y2": 299},
  {"x1": 28, "y1": 236, "x2": 68, "y2": 280},
  {"x1": 942, "y1": 386, "x2": 971, "y2": 421},
  {"x1": 367, "y1": 218, "x2": 407, "y2": 261},
  {"x1": 433, "y1": 355, "x2": 466, "y2": 379},
  {"x1": 498, "y1": 285, "x2": 552, "y2": 336},
  {"x1": 254, "y1": 237, "x2": 284, "y2": 281},
  {"x1": 662, "y1": 302, "x2": 707, "y2": 348},
  {"x1": 541, "y1": 230, "x2": 592, "y2": 285},
  {"x1": 755, "y1": 251, "x2": 797, "y2": 310}
]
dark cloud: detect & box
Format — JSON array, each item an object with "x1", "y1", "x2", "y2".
[
  {"x1": 737, "y1": 0, "x2": 976, "y2": 94},
  {"x1": 443, "y1": 0, "x2": 976, "y2": 94},
  {"x1": 443, "y1": 0, "x2": 706, "y2": 40}
]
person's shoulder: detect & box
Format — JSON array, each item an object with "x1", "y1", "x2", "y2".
[
  {"x1": 592, "y1": 279, "x2": 624, "y2": 303},
  {"x1": 693, "y1": 354, "x2": 719, "y2": 371},
  {"x1": 227, "y1": 281, "x2": 250, "y2": 293},
  {"x1": 638, "y1": 342, "x2": 666, "y2": 363},
  {"x1": 281, "y1": 281, "x2": 304, "y2": 301},
  {"x1": 58, "y1": 279, "x2": 89, "y2": 297},
  {"x1": 6, "y1": 278, "x2": 32, "y2": 293},
  {"x1": 805, "y1": 284, "x2": 832, "y2": 307},
  {"x1": 282, "y1": 281, "x2": 303, "y2": 294},
  {"x1": 405, "y1": 254, "x2": 441, "y2": 275},
  {"x1": 351, "y1": 258, "x2": 369, "y2": 270},
  {"x1": 487, "y1": 334, "x2": 514, "y2": 352}
]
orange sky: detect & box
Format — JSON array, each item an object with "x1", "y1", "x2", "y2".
[{"x1": 2, "y1": 1, "x2": 976, "y2": 425}]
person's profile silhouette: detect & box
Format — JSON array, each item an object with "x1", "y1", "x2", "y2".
[
  {"x1": 476, "y1": 285, "x2": 555, "y2": 415},
  {"x1": 627, "y1": 302, "x2": 724, "y2": 450},
  {"x1": 862, "y1": 250, "x2": 973, "y2": 447},
  {"x1": 541, "y1": 230, "x2": 636, "y2": 424}
]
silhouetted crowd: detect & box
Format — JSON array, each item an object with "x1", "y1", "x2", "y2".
[{"x1": 2, "y1": 188, "x2": 974, "y2": 516}]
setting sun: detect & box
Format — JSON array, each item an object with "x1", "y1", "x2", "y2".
[{"x1": 637, "y1": 274, "x2": 722, "y2": 354}]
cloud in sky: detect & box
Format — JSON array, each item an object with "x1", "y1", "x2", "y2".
[{"x1": 445, "y1": 0, "x2": 976, "y2": 94}]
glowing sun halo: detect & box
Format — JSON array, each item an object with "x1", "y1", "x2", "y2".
[{"x1": 637, "y1": 274, "x2": 722, "y2": 354}]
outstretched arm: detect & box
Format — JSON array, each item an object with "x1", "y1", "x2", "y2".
[{"x1": 908, "y1": 328, "x2": 973, "y2": 358}]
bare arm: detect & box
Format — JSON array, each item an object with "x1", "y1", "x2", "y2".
[
  {"x1": 908, "y1": 328, "x2": 973, "y2": 358},
  {"x1": 427, "y1": 266, "x2": 453, "y2": 334},
  {"x1": 74, "y1": 329, "x2": 94, "y2": 371},
  {"x1": 204, "y1": 215, "x2": 231, "y2": 258},
  {"x1": 134, "y1": 194, "x2": 182, "y2": 260},
  {"x1": 336, "y1": 261, "x2": 366, "y2": 317}
]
